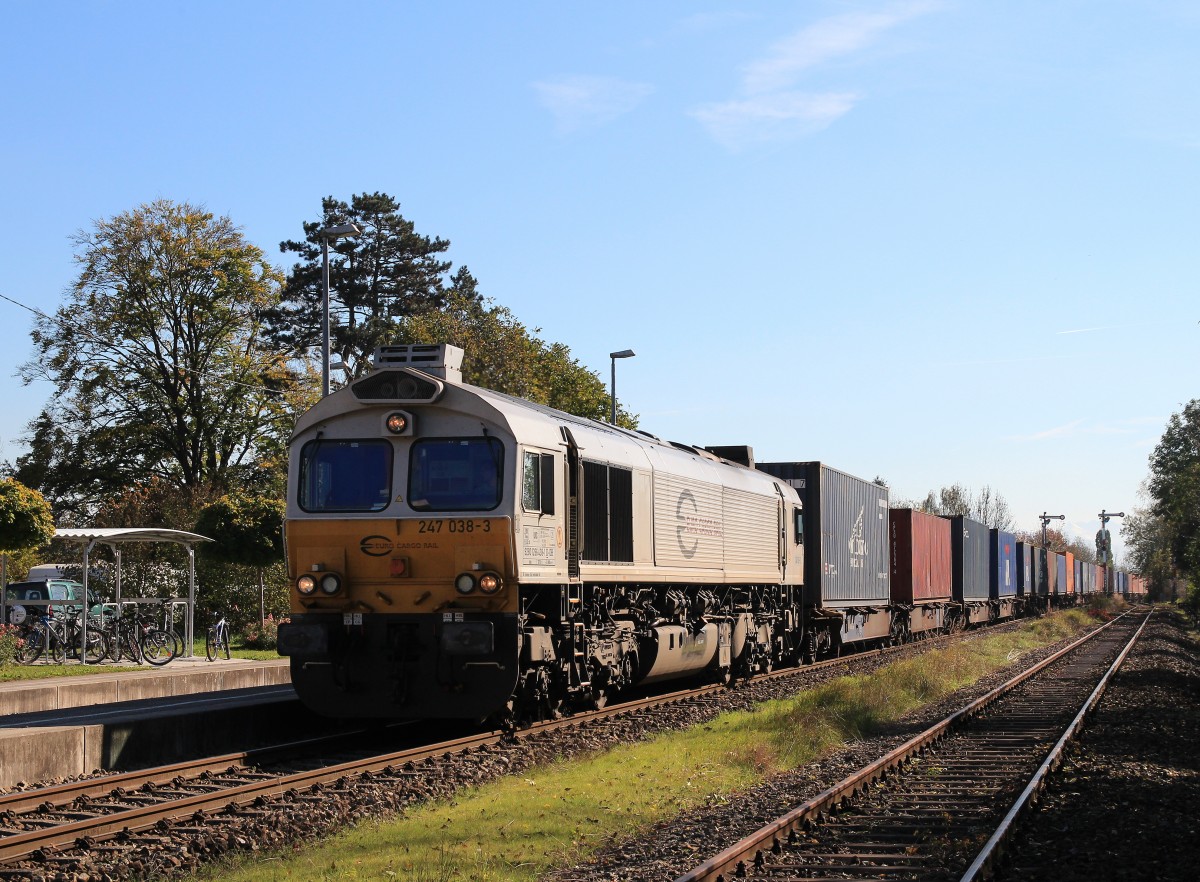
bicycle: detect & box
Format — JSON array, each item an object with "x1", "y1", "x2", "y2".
[
  {"x1": 129, "y1": 600, "x2": 182, "y2": 666},
  {"x1": 205, "y1": 611, "x2": 231, "y2": 661},
  {"x1": 59, "y1": 606, "x2": 110, "y2": 664},
  {"x1": 99, "y1": 605, "x2": 144, "y2": 664},
  {"x1": 13, "y1": 612, "x2": 55, "y2": 664}
]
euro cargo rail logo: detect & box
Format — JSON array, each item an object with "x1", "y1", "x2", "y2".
[
  {"x1": 360, "y1": 535, "x2": 395, "y2": 556},
  {"x1": 676, "y1": 490, "x2": 722, "y2": 558}
]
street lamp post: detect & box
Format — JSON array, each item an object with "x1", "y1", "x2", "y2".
[
  {"x1": 609, "y1": 349, "x2": 635, "y2": 424},
  {"x1": 320, "y1": 223, "x2": 361, "y2": 397}
]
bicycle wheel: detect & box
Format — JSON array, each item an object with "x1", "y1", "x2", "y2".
[
  {"x1": 141, "y1": 628, "x2": 181, "y2": 666},
  {"x1": 220, "y1": 627, "x2": 231, "y2": 660},
  {"x1": 15, "y1": 624, "x2": 44, "y2": 664},
  {"x1": 122, "y1": 628, "x2": 144, "y2": 664},
  {"x1": 49, "y1": 627, "x2": 67, "y2": 664},
  {"x1": 83, "y1": 630, "x2": 109, "y2": 664},
  {"x1": 205, "y1": 628, "x2": 218, "y2": 661}
]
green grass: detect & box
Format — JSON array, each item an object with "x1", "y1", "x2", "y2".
[
  {"x1": 186, "y1": 639, "x2": 282, "y2": 661},
  {"x1": 205, "y1": 609, "x2": 1098, "y2": 882},
  {"x1": 0, "y1": 662, "x2": 145, "y2": 681}
]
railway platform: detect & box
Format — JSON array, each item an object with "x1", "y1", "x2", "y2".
[{"x1": 0, "y1": 657, "x2": 303, "y2": 790}]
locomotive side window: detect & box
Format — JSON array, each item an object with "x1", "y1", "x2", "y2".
[
  {"x1": 794, "y1": 509, "x2": 805, "y2": 545},
  {"x1": 409, "y1": 438, "x2": 504, "y2": 512},
  {"x1": 298, "y1": 439, "x2": 393, "y2": 512},
  {"x1": 522, "y1": 451, "x2": 556, "y2": 515}
]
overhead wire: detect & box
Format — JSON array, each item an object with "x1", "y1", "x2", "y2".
[{"x1": 0, "y1": 290, "x2": 303, "y2": 397}]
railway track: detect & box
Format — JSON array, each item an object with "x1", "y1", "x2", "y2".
[
  {"x1": 674, "y1": 610, "x2": 1149, "y2": 882},
  {"x1": 0, "y1": 615, "x2": 1038, "y2": 879}
]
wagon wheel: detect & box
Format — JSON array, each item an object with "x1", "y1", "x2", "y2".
[{"x1": 802, "y1": 631, "x2": 818, "y2": 665}]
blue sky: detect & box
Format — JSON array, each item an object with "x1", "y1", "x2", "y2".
[{"x1": 1, "y1": 1, "x2": 1196, "y2": 561}]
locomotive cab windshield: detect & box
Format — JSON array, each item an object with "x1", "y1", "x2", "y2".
[
  {"x1": 409, "y1": 437, "x2": 503, "y2": 511},
  {"x1": 298, "y1": 439, "x2": 393, "y2": 512}
]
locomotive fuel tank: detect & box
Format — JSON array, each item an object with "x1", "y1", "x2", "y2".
[{"x1": 638, "y1": 623, "x2": 727, "y2": 685}]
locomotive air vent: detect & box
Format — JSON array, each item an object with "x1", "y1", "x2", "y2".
[
  {"x1": 372, "y1": 343, "x2": 464, "y2": 383},
  {"x1": 352, "y1": 370, "x2": 444, "y2": 404}
]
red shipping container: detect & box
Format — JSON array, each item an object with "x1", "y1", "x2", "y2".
[
  {"x1": 1064, "y1": 551, "x2": 1076, "y2": 594},
  {"x1": 890, "y1": 508, "x2": 952, "y2": 603}
]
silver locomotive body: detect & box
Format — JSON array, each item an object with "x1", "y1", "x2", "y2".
[{"x1": 279, "y1": 345, "x2": 805, "y2": 721}]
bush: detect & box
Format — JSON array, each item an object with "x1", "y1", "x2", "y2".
[
  {"x1": 240, "y1": 614, "x2": 287, "y2": 650},
  {"x1": 0, "y1": 624, "x2": 21, "y2": 665}
]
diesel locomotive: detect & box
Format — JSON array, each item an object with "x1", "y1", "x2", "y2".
[
  {"x1": 277, "y1": 343, "x2": 1135, "y2": 723},
  {"x1": 278, "y1": 344, "x2": 810, "y2": 722}
]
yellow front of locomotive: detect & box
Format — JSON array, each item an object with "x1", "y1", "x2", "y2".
[{"x1": 278, "y1": 355, "x2": 523, "y2": 720}]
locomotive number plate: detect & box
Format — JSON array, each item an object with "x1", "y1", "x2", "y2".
[{"x1": 416, "y1": 519, "x2": 492, "y2": 534}]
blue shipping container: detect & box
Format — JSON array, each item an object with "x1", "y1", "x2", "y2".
[{"x1": 991, "y1": 530, "x2": 1018, "y2": 598}]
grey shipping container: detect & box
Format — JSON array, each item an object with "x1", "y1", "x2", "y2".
[
  {"x1": 756, "y1": 461, "x2": 890, "y2": 606},
  {"x1": 991, "y1": 530, "x2": 1018, "y2": 598},
  {"x1": 946, "y1": 515, "x2": 990, "y2": 601},
  {"x1": 1045, "y1": 550, "x2": 1060, "y2": 595},
  {"x1": 1029, "y1": 544, "x2": 1047, "y2": 596}
]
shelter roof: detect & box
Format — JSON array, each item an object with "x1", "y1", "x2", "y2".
[{"x1": 54, "y1": 528, "x2": 212, "y2": 546}]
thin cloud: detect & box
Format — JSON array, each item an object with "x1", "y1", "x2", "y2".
[
  {"x1": 1007, "y1": 417, "x2": 1151, "y2": 443},
  {"x1": 692, "y1": 2, "x2": 940, "y2": 148},
  {"x1": 1009, "y1": 420, "x2": 1086, "y2": 442},
  {"x1": 743, "y1": 4, "x2": 938, "y2": 94},
  {"x1": 1056, "y1": 325, "x2": 1118, "y2": 335},
  {"x1": 691, "y1": 92, "x2": 860, "y2": 150},
  {"x1": 533, "y1": 75, "x2": 653, "y2": 134}
]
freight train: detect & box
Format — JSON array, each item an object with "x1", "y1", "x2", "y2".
[{"x1": 277, "y1": 344, "x2": 1140, "y2": 723}]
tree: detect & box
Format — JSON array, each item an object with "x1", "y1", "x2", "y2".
[
  {"x1": 195, "y1": 493, "x2": 285, "y2": 626},
  {"x1": 913, "y1": 483, "x2": 1013, "y2": 530},
  {"x1": 400, "y1": 289, "x2": 637, "y2": 426},
  {"x1": 1014, "y1": 527, "x2": 1097, "y2": 563},
  {"x1": 1146, "y1": 400, "x2": 1200, "y2": 582},
  {"x1": 0, "y1": 478, "x2": 55, "y2": 590},
  {"x1": 1121, "y1": 506, "x2": 1178, "y2": 598},
  {"x1": 16, "y1": 200, "x2": 299, "y2": 517},
  {"x1": 270, "y1": 192, "x2": 467, "y2": 382}
]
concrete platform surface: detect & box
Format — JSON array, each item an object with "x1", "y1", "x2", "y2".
[
  {"x1": 0, "y1": 656, "x2": 291, "y2": 718},
  {"x1": 0, "y1": 659, "x2": 313, "y2": 790}
]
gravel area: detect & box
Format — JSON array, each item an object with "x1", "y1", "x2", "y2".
[
  {"x1": 995, "y1": 608, "x2": 1200, "y2": 882},
  {"x1": 543, "y1": 620, "x2": 1113, "y2": 882},
  {"x1": 4, "y1": 617, "x2": 1121, "y2": 881}
]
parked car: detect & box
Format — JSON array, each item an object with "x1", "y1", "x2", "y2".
[{"x1": 3, "y1": 579, "x2": 101, "y2": 624}]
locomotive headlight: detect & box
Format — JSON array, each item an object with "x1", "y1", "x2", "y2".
[
  {"x1": 385, "y1": 411, "x2": 409, "y2": 434},
  {"x1": 478, "y1": 572, "x2": 501, "y2": 594},
  {"x1": 319, "y1": 573, "x2": 342, "y2": 595},
  {"x1": 297, "y1": 575, "x2": 317, "y2": 595},
  {"x1": 455, "y1": 573, "x2": 477, "y2": 595}
]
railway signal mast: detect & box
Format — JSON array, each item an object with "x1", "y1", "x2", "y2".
[
  {"x1": 1096, "y1": 510, "x2": 1124, "y2": 591},
  {"x1": 1039, "y1": 512, "x2": 1065, "y2": 547}
]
